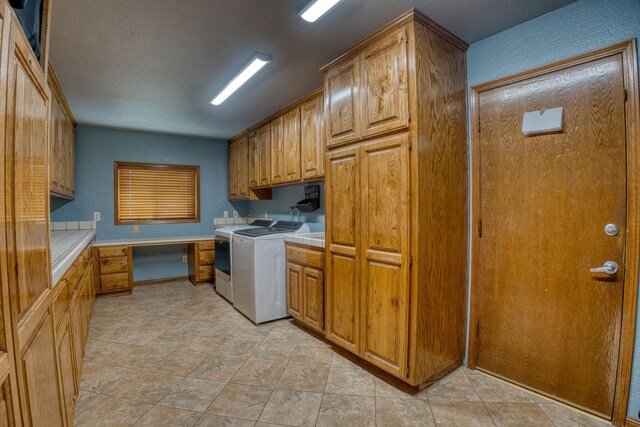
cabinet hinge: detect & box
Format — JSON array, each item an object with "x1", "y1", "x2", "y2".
[
  {"x1": 478, "y1": 119, "x2": 481, "y2": 133},
  {"x1": 478, "y1": 219, "x2": 482, "y2": 237},
  {"x1": 625, "y1": 89, "x2": 628, "y2": 102},
  {"x1": 405, "y1": 30, "x2": 409, "y2": 44},
  {"x1": 409, "y1": 255, "x2": 413, "y2": 267},
  {"x1": 408, "y1": 111, "x2": 412, "y2": 122},
  {"x1": 476, "y1": 320, "x2": 480, "y2": 337},
  {"x1": 408, "y1": 139, "x2": 413, "y2": 150},
  {"x1": 406, "y1": 364, "x2": 410, "y2": 377}
]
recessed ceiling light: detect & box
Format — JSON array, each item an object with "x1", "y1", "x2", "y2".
[
  {"x1": 210, "y1": 53, "x2": 272, "y2": 106},
  {"x1": 300, "y1": 0, "x2": 342, "y2": 23}
]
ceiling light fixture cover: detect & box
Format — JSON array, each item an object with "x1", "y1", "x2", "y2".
[
  {"x1": 210, "y1": 53, "x2": 272, "y2": 105},
  {"x1": 300, "y1": 0, "x2": 342, "y2": 23}
]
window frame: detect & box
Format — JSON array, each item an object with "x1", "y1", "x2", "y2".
[{"x1": 113, "y1": 161, "x2": 201, "y2": 225}]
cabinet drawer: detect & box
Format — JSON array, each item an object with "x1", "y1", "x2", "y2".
[
  {"x1": 99, "y1": 256, "x2": 129, "y2": 274},
  {"x1": 287, "y1": 245, "x2": 324, "y2": 269},
  {"x1": 198, "y1": 250, "x2": 214, "y2": 265},
  {"x1": 198, "y1": 241, "x2": 215, "y2": 251},
  {"x1": 98, "y1": 246, "x2": 128, "y2": 258},
  {"x1": 67, "y1": 265, "x2": 80, "y2": 290},
  {"x1": 198, "y1": 265, "x2": 215, "y2": 280},
  {"x1": 100, "y1": 273, "x2": 130, "y2": 292}
]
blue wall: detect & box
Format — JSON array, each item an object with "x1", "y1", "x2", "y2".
[
  {"x1": 248, "y1": 183, "x2": 325, "y2": 232},
  {"x1": 465, "y1": 0, "x2": 640, "y2": 418},
  {"x1": 51, "y1": 125, "x2": 247, "y2": 281}
]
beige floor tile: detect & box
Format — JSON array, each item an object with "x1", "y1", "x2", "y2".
[
  {"x1": 155, "y1": 350, "x2": 209, "y2": 376},
  {"x1": 212, "y1": 338, "x2": 260, "y2": 358},
  {"x1": 79, "y1": 364, "x2": 144, "y2": 395},
  {"x1": 195, "y1": 414, "x2": 256, "y2": 426},
  {"x1": 114, "y1": 371, "x2": 182, "y2": 404},
  {"x1": 427, "y1": 369, "x2": 482, "y2": 402},
  {"x1": 468, "y1": 373, "x2": 535, "y2": 403},
  {"x1": 316, "y1": 394, "x2": 375, "y2": 427},
  {"x1": 187, "y1": 354, "x2": 244, "y2": 382},
  {"x1": 146, "y1": 332, "x2": 193, "y2": 351},
  {"x1": 288, "y1": 344, "x2": 334, "y2": 366},
  {"x1": 182, "y1": 335, "x2": 224, "y2": 354},
  {"x1": 133, "y1": 405, "x2": 201, "y2": 427},
  {"x1": 74, "y1": 396, "x2": 152, "y2": 427},
  {"x1": 159, "y1": 377, "x2": 226, "y2": 412},
  {"x1": 117, "y1": 345, "x2": 173, "y2": 370},
  {"x1": 232, "y1": 325, "x2": 271, "y2": 341},
  {"x1": 206, "y1": 383, "x2": 273, "y2": 421},
  {"x1": 324, "y1": 365, "x2": 375, "y2": 397},
  {"x1": 259, "y1": 389, "x2": 322, "y2": 426},
  {"x1": 485, "y1": 402, "x2": 554, "y2": 426},
  {"x1": 538, "y1": 403, "x2": 610, "y2": 427},
  {"x1": 231, "y1": 357, "x2": 286, "y2": 388},
  {"x1": 276, "y1": 363, "x2": 329, "y2": 392},
  {"x1": 375, "y1": 397, "x2": 435, "y2": 426},
  {"x1": 73, "y1": 390, "x2": 110, "y2": 417},
  {"x1": 85, "y1": 342, "x2": 141, "y2": 364},
  {"x1": 374, "y1": 378, "x2": 417, "y2": 399},
  {"x1": 430, "y1": 401, "x2": 495, "y2": 427}
]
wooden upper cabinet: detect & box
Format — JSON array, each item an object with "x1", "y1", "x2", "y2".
[
  {"x1": 325, "y1": 58, "x2": 360, "y2": 147},
  {"x1": 257, "y1": 123, "x2": 271, "y2": 187},
  {"x1": 283, "y1": 107, "x2": 301, "y2": 182},
  {"x1": 301, "y1": 94, "x2": 324, "y2": 179},
  {"x1": 228, "y1": 141, "x2": 238, "y2": 199},
  {"x1": 237, "y1": 136, "x2": 249, "y2": 199},
  {"x1": 48, "y1": 62, "x2": 76, "y2": 199},
  {"x1": 248, "y1": 132, "x2": 259, "y2": 188},
  {"x1": 270, "y1": 116, "x2": 284, "y2": 184},
  {"x1": 359, "y1": 26, "x2": 409, "y2": 138}
]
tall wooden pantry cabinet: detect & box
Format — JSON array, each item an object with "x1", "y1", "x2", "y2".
[{"x1": 323, "y1": 9, "x2": 469, "y2": 386}]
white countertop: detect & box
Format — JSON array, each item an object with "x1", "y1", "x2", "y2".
[
  {"x1": 93, "y1": 234, "x2": 217, "y2": 247},
  {"x1": 51, "y1": 229, "x2": 96, "y2": 285},
  {"x1": 284, "y1": 233, "x2": 325, "y2": 248}
]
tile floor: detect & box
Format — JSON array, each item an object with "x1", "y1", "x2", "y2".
[{"x1": 75, "y1": 280, "x2": 611, "y2": 427}]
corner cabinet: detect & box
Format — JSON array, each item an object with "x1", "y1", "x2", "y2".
[
  {"x1": 48, "y1": 62, "x2": 76, "y2": 199},
  {"x1": 228, "y1": 132, "x2": 271, "y2": 201},
  {"x1": 323, "y1": 11, "x2": 469, "y2": 386}
]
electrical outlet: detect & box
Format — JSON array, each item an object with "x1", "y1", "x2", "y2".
[
  {"x1": 224, "y1": 211, "x2": 229, "y2": 218},
  {"x1": 133, "y1": 225, "x2": 139, "y2": 233},
  {"x1": 233, "y1": 211, "x2": 239, "y2": 218},
  {"x1": 93, "y1": 212, "x2": 101, "y2": 221},
  {"x1": 182, "y1": 255, "x2": 187, "y2": 263}
]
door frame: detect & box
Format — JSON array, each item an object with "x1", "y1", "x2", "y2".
[{"x1": 467, "y1": 40, "x2": 640, "y2": 426}]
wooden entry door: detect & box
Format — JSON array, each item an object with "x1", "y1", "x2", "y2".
[{"x1": 476, "y1": 53, "x2": 628, "y2": 418}]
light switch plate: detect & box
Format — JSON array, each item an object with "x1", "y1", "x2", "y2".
[
  {"x1": 233, "y1": 211, "x2": 239, "y2": 218},
  {"x1": 224, "y1": 211, "x2": 229, "y2": 218},
  {"x1": 93, "y1": 212, "x2": 101, "y2": 221},
  {"x1": 182, "y1": 255, "x2": 187, "y2": 263},
  {"x1": 133, "y1": 225, "x2": 139, "y2": 233}
]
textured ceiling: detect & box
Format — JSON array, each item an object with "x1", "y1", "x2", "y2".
[{"x1": 49, "y1": 0, "x2": 576, "y2": 140}]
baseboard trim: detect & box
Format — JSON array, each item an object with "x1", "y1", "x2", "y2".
[
  {"x1": 626, "y1": 417, "x2": 640, "y2": 427},
  {"x1": 134, "y1": 276, "x2": 188, "y2": 287}
]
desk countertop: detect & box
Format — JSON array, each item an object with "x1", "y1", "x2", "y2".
[{"x1": 93, "y1": 235, "x2": 217, "y2": 247}]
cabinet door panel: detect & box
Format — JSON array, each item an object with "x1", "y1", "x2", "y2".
[
  {"x1": 248, "y1": 132, "x2": 259, "y2": 188},
  {"x1": 270, "y1": 117, "x2": 284, "y2": 184},
  {"x1": 287, "y1": 262, "x2": 303, "y2": 320},
  {"x1": 70, "y1": 301, "x2": 84, "y2": 387},
  {"x1": 228, "y1": 142, "x2": 238, "y2": 199},
  {"x1": 325, "y1": 146, "x2": 360, "y2": 353},
  {"x1": 303, "y1": 267, "x2": 324, "y2": 332},
  {"x1": 325, "y1": 58, "x2": 360, "y2": 147},
  {"x1": 283, "y1": 108, "x2": 301, "y2": 182},
  {"x1": 58, "y1": 319, "x2": 77, "y2": 424},
  {"x1": 237, "y1": 136, "x2": 249, "y2": 199},
  {"x1": 360, "y1": 27, "x2": 409, "y2": 138},
  {"x1": 258, "y1": 124, "x2": 271, "y2": 187},
  {"x1": 360, "y1": 134, "x2": 410, "y2": 377},
  {"x1": 21, "y1": 313, "x2": 64, "y2": 426},
  {"x1": 301, "y1": 95, "x2": 324, "y2": 179}
]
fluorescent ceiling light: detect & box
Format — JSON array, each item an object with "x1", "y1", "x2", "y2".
[
  {"x1": 300, "y1": 0, "x2": 342, "y2": 22},
  {"x1": 210, "y1": 53, "x2": 271, "y2": 106}
]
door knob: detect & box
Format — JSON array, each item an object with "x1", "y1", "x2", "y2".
[{"x1": 589, "y1": 261, "x2": 619, "y2": 275}]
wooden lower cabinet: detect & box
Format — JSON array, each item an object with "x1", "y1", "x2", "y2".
[
  {"x1": 97, "y1": 245, "x2": 133, "y2": 294},
  {"x1": 286, "y1": 243, "x2": 325, "y2": 334},
  {"x1": 53, "y1": 242, "x2": 98, "y2": 425},
  {"x1": 188, "y1": 241, "x2": 216, "y2": 284}
]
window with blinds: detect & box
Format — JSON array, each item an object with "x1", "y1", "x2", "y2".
[{"x1": 114, "y1": 162, "x2": 200, "y2": 224}]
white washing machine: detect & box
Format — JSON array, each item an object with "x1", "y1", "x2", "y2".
[
  {"x1": 213, "y1": 219, "x2": 273, "y2": 302},
  {"x1": 232, "y1": 221, "x2": 310, "y2": 323}
]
